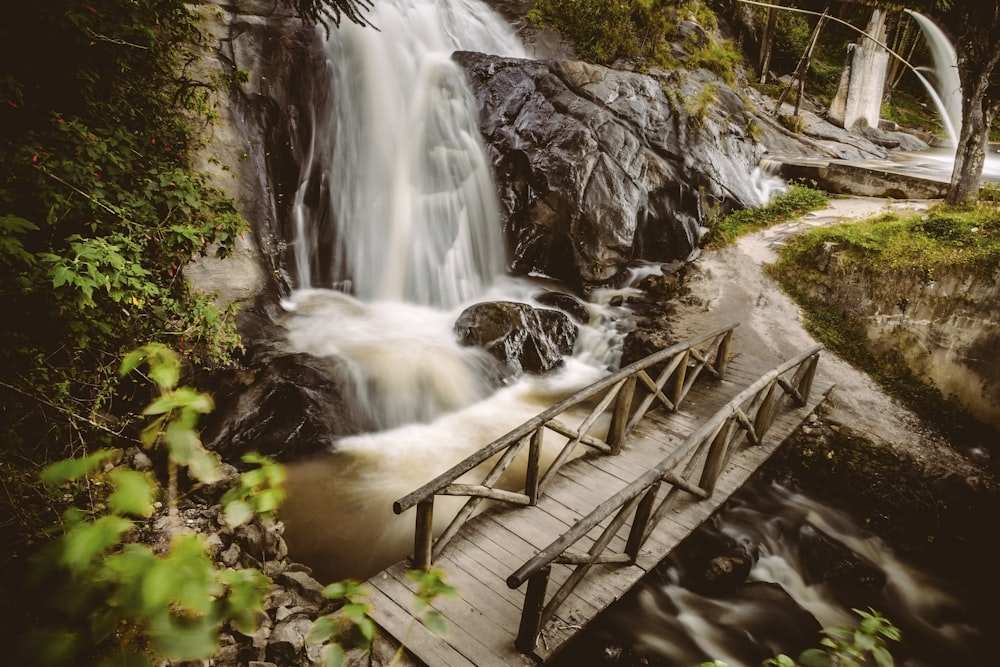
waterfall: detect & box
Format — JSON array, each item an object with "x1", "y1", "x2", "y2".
[
  {"x1": 905, "y1": 10, "x2": 961, "y2": 147},
  {"x1": 290, "y1": 0, "x2": 526, "y2": 307}
]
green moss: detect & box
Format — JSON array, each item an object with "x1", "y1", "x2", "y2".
[{"x1": 704, "y1": 184, "x2": 828, "y2": 248}]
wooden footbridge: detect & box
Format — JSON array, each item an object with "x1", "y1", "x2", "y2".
[{"x1": 364, "y1": 323, "x2": 834, "y2": 666}]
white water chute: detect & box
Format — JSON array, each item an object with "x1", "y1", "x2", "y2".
[
  {"x1": 292, "y1": 0, "x2": 526, "y2": 308},
  {"x1": 905, "y1": 9, "x2": 962, "y2": 147}
]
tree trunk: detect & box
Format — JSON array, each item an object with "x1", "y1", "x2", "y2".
[
  {"x1": 946, "y1": 40, "x2": 1000, "y2": 205},
  {"x1": 941, "y1": 4, "x2": 1000, "y2": 205},
  {"x1": 758, "y1": 7, "x2": 777, "y2": 84}
]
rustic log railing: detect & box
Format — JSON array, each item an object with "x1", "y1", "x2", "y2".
[
  {"x1": 392, "y1": 322, "x2": 740, "y2": 570},
  {"x1": 506, "y1": 344, "x2": 823, "y2": 652}
]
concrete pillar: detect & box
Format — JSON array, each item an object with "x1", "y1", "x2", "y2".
[{"x1": 828, "y1": 9, "x2": 889, "y2": 130}]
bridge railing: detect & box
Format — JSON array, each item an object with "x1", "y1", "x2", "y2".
[
  {"x1": 392, "y1": 322, "x2": 740, "y2": 570},
  {"x1": 505, "y1": 344, "x2": 823, "y2": 652}
]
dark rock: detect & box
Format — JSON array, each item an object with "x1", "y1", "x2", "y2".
[
  {"x1": 455, "y1": 301, "x2": 577, "y2": 375},
  {"x1": 669, "y1": 524, "x2": 755, "y2": 596},
  {"x1": 797, "y1": 521, "x2": 886, "y2": 607},
  {"x1": 454, "y1": 52, "x2": 766, "y2": 291},
  {"x1": 278, "y1": 569, "x2": 327, "y2": 607},
  {"x1": 200, "y1": 300, "x2": 365, "y2": 464},
  {"x1": 534, "y1": 290, "x2": 591, "y2": 323}
]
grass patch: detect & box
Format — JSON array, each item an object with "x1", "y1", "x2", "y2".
[
  {"x1": 704, "y1": 184, "x2": 828, "y2": 248},
  {"x1": 774, "y1": 204, "x2": 1000, "y2": 278}
]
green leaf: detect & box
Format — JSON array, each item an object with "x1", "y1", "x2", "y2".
[
  {"x1": 223, "y1": 499, "x2": 253, "y2": 528},
  {"x1": 307, "y1": 615, "x2": 339, "y2": 644},
  {"x1": 321, "y1": 642, "x2": 346, "y2": 667},
  {"x1": 421, "y1": 609, "x2": 448, "y2": 638},
  {"x1": 871, "y1": 644, "x2": 895, "y2": 667},
  {"x1": 219, "y1": 567, "x2": 269, "y2": 634},
  {"x1": 799, "y1": 648, "x2": 834, "y2": 667},
  {"x1": 0, "y1": 214, "x2": 40, "y2": 234},
  {"x1": 52, "y1": 265, "x2": 74, "y2": 288},
  {"x1": 59, "y1": 515, "x2": 133, "y2": 571},
  {"x1": 185, "y1": 446, "x2": 222, "y2": 484},
  {"x1": 107, "y1": 469, "x2": 156, "y2": 517},
  {"x1": 147, "y1": 608, "x2": 220, "y2": 661},
  {"x1": 41, "y1": 449, "x2": 116, "y2": 488},
  {"x1": 164, "y1": 419, "x2": 198, "y2": 462}
]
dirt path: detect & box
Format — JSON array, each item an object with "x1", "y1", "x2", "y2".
[{"x1": 669, "y1": 195, "x2": 980, "y2": 473}]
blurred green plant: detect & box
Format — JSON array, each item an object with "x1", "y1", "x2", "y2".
[
  {"x1": 308, "y1": 567, "x2": 459, "y2": 667},
  {"x1": 17, "y1": 345, "x2": 280, "y2": 666},
  {"x1": 764, "y1": 607, "x2": 900, "y2": 667}
]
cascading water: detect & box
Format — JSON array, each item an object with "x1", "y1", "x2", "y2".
[
  {"x1": 291, "y1": 0, "x2": 525, "y2": 306},
  {"x1": 904, "y1": 10, "x2": 961, "y2": 148},
  {"x1": 278, "y1": 0, "x2": 629, "y2": 579}
]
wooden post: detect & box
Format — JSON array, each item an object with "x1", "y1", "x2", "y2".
[
  {"x1": 516, "y1": 567, "x2": 550, "y2": 653},
  {"x1": 670, "y1": 351, "x2": 689, "y2": 407},
  {"x1": 796, "y1": 354, "x2": 819, "y2": 406},
  {"x1": 525, "y1": 430, "x2": 542, "y2": 505},
  {"x1": 714, "y1": 329, "x2": 733, "y2": 379},
  {"x1": 607, "y1": 375, "x2": 637, "y2": 455},
  {"x1": 625, "y1": 482, "x2": 660, "y2": 560},
  {"x1": 752, "y1": 382, "x2": 778, "y2": 441},
  {"x1": 413, "y1": 498, "x2": 434, "y2": 570},
  {"x1": 758, "y1": 6, "x2": 778, "y2": 84},
  {"x1": 773, "y1": 11, "x2": 829, "y2": 117},
  {"x1": 699, "y1": 419, "x2": 738, "y2": 495}
]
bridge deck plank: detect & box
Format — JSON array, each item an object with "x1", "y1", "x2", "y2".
[{"x1": 367, "y1": 355, "x2": 835, "y2": 665}]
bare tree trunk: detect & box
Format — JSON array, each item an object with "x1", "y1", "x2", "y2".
[
  {"x1": 773, "y1": 11, "x2": 828, "y2": 116},
  {"x1": 758, "y1": 7, "x2": 777, "y2": 84}
]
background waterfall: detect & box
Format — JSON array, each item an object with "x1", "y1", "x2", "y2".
[
  {"x1": 905, "y1": 10, "x2": 961, "y2": 146},
  {"x1": 291, "y1": 0, "x2": 526, "y2": 307}
]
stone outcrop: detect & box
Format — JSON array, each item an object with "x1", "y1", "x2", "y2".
[
  {"x1": 455, "y1": 52, "x2": 768, "y2": 291},
  {"x1": 454, "y1": 300, "x2": 578, "y2": 375},
  {"x1": 201, "y1": 299, "x2": 366, "y2": 463}
]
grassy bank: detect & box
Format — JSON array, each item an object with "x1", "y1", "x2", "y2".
[{"x1": 766, "y1": 200, "x2": 1000, "y2": 449}]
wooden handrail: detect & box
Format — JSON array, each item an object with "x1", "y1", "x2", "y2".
[
  {"x1": 507, "y1": 344, "x2": 824, "y2": 651},
  {"x1": 392, "y1": 322, "x2": 740, "y2": 568}
]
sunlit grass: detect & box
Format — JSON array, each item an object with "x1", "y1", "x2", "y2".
[{"x1": 704, "y1": 184, "x2": 828, "y2": 248}]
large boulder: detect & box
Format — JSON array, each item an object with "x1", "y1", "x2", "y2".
[
  {"x1": 200, "y1": 302, "x2": 365, "y2": 463},
  {"x1": 454, "y1": 301, "x2": 577, "y2": 375},
  {"x1": 454, "y1": 52, "x2": 767, "y2": 292}
]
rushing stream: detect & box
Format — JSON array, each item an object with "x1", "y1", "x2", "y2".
[
  {"x1": 552, "y1": 479, "x2": 991, "y2": 667},
  {"x1": 271, "y1": 1, "x2": 993, "y2": 663}
]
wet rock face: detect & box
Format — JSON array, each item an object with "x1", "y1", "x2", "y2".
[
  {"x1": 454, "y1": 52, "x2": 766, "y2": 292},
  {"x1": 454, "y1": 300, "x2": 578, "y2": 376},
  {"x1": 201, "y1": 301, "x2": 366, "y2": 464}
]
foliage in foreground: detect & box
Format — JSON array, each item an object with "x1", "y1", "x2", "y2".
[
  {"x1": 705, "y1": 184, "x2": 828, "y2": 248},
  {"x1": 310, "y1": 569, "x2": 458, "y2": 667},
  {"x1": 17, "y1": 346, "x2": 279, "y2": 666},
  {"x1": 766, "y1": 608, "x2": 900, "y2": 667},
  {"x1": 0, "y1": 2, "x2": 251, "y2": 608},
  {"x1": 15, "y1": 344, "x2": 459, "y2": 666}
]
